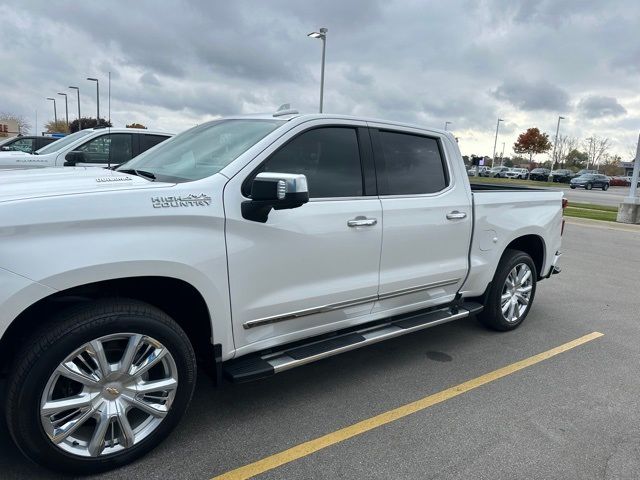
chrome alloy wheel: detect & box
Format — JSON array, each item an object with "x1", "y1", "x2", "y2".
[
  {"x1": 500, "y1": 263, "x2": 533, "y2": 323},
  {"x1": 40, "y1": 333, "x2": 178, "y2": 457}
]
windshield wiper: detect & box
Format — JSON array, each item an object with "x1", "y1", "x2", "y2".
[{"x1": 118, "y1": 169, "x2": 156, "y2": 181}]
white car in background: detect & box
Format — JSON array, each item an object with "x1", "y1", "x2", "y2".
[
  {"x1": 0, "y1": 127, "x2": 173, "y2": 170},
  {"x1": 504, "y1": 168, "x2": 529, "y2": 179}
]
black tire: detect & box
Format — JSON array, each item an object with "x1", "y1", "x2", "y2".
[
  {"x1": 603, "y1": 184, "x2": 609, "y2": 191},
  {"x1": 570, "y1": 185, "x2": 576, "y2": 189},
  {"x1": 586, "y1": 183, "x2": 593, "y2": 190},
  {"x1": 477, "y1": 249, "x2": 537, "y2": 331},
  {"x1": 5, "y1": 299, "x2": 196, "y2": 474}
]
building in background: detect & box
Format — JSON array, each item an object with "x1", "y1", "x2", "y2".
[{"x1": 0, "y1": 119, "x2": 20, "y2": 139}]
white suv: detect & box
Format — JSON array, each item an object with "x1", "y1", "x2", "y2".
[
  {"x1": 504, "y1": 168, "x2": 529, "y2": 179},
  {"x1": 0, "y1": 127, "x2": 173, "y2": 169}
]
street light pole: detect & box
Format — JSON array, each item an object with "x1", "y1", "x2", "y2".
[
  {"x1": 46, "y1": 97, "x2": 57, "y2": 125},
  {"x1": 307, "y1": 27, "x2": 328, "y2": 113},
  {"x1": 87, "y1": 77, "x2": 100, "y2": 125},
  {"x1": 57, "y1": 92, "x2": 69, "y2": 129},
  {"x1": 444, "y1": 121, "x2": 452, "y2": 131},
  {"x1": 69, "y1": 86, "x2": 81, "y2": 131},
  {"x1": 500, "y1": 142, "x2": 505, "y2": 165},
  {"x1": 491, "y1": 118, "x2": 504, "y2": 168},
  {"x1": 551, "y1": 115, "x2": 565, "y2": 169}
]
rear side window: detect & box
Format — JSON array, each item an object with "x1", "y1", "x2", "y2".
[
  {"x1": 377, "y1": 131, "x2": 448, "y2": 195},
  {"x1": 140, "y1": 134, "x2": 169, "y2": 152},
  {"x1": 255, "y1": 127, "x2": 363, "y2": 198}
]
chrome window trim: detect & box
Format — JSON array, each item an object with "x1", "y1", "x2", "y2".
[{"x1": 242, "y1": 278, "x2": 460, "y2": 329}]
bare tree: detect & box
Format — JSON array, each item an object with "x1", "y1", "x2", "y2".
[
  {"x1": 583, "y1": 135, "x2": 610, "y2": 169},
  {"x1": 0, "y1": 112, "x2": 31, "y2": 135},
  {"x1": 551, "y1": 135, "x2": 578, "y2": 168}
]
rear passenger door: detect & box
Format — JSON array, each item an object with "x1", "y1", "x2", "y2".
[{"x1": 369, "y1": 125, "x2": 472, "y2": 316}]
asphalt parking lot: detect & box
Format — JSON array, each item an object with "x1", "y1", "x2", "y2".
[
  {"x1": 1, "y1": 219, "x2": 640, "y2": 479},
  {"x1": 563, "y1": 185, "x2": 629, "y2": 206}
]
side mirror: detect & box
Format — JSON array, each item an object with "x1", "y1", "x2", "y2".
[
  {"x1": 64, "y1": 150, "x2": 87, "y2": 166},
  {"x1": 242, "y1": 172, "x2": 309, "y2": 223},
  {"x1": 1, "y1": 146, "x2": 11, "y2": 151}
]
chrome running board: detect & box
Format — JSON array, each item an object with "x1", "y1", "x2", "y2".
[{"x1": 224, "y1": 302, "x2": 483, "y2": 383}]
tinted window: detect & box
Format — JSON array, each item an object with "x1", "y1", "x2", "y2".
[
  {"x1": 377, "y1": 131, "x2": 447, "y2": 195},
  {"x1": 78, "y1": 134, "x2": 133, "y2": 164},
  {"x1": 5, "y1": 138, "x2": 34, "y2": 153},
  {"x1": 256, "y1": 127, "x2": 363, "y2": 198},
  {"x1": 140, "y1": 134, "x2": 169, "y2": 152}
]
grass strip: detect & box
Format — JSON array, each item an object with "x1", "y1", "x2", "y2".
[
  {"x1": 564, "y1": 207, "x2": 617, "y2": 222},
  {"x1": 568, "y1": 202, "x2": 618, "y2": 212}
]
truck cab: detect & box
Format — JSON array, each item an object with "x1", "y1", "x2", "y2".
[{"x1": 0, "y1": 127, "x2": 173, "y2": 170}]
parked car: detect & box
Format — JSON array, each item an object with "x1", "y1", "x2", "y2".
[
  {"x1": 529, "y1": 168, "x2": 551, "y2": 181},
  {"x1": 549, "y1": 169, "x2": 574, "y2": 183},
  {"x1": 0, "y1": 127, "x2": 173, "y2": 170},
  {"x1": 622, "y1": 176, "x2": 640, "y2": 187},
  {"x1": 609, "y1": 176, "x2": 628, "y2": 186},
  {"x1": 570, "y1": 173, "x2": 610, "y2": 190},
  {"x1": 0, "y1": 112, "x2": 564, "y2": 473},
  {"x1": 576, "y1": 169, "x2": 599, "y2": 176},
  {"x1": 0, "y1": 135, "x2": 59, "y2": 154},
  {"x1": 467, "y1": 166, "x2": 489, "y2": 177},
  {"x1": 488, "y1": 166, "x2": 510, "y2": 178},
  {"x1": 504, "y1": 168, "x2": 529, "y2": 179}
]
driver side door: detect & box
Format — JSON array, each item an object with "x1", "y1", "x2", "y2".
[{"x1": 223, "y1": 120, "x2": 382, "y2": 353}]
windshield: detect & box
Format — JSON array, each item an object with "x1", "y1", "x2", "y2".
[
  {"x1": 36, "y1": 130, "x2": 92, "y2": 154},
  {"x1": 117, "y1": 119, "x2": 284, "y2": 182}
]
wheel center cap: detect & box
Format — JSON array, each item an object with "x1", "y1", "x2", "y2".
[{"x1": 103, "y1": 384, "x2": 121, "y2": 399}]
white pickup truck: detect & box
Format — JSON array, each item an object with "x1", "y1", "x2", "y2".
[
  {"x1": 0, "y1": 113, "x2": 564, "y2": 473},
  {"x1": 0, "y1": 127, "x2": 173, "y2": 169}
]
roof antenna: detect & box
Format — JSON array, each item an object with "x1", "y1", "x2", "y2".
[{"x1": 273, "y1": 103, "x2": 299, "y2": 117}]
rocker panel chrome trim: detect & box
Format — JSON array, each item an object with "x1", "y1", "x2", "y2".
[{"x1": 242, "y1": 278, "x2": 461, "y2": 329}]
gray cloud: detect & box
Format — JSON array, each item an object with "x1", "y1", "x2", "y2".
[
  {"x1": 140, "y1": 72, "x2": 161, "y2": 87},
  {"x1": 1, "y1": 0, "x2": 639, "y2": 157},
  {"x1": 578, "y1": 95, "x2": 627, "y2": 118},
  {"x1": 493, "y1": 80, "x2": 570, "y2": 112}
]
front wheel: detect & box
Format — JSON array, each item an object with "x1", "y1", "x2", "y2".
[
  {"x1": 5, "y1": 299, "x2": 196, "y2": 474},
  {"x1": 603, "y1": 184, "x2": 609, "y2": 191},
  {"x1": 570, "y1": 185, "x2": 576, "y2": 189},
  {"x1": 477, "y1": 249, "x2": 537, "y2": 331},
  {"x1": 586, "y1": 183, "x2": 593, "y2": 190}
]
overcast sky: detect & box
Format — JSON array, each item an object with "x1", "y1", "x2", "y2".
[{"x1": 2, "y1": 0, "x2": 639, "y2": 159}]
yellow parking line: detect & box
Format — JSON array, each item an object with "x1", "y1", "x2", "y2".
[{"x1": 212, "y1": 331, "x2": 604, "y2": 480}]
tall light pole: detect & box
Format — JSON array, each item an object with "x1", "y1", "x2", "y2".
[
  {"x1": 500, "y1": 142, "x2": 505, "y2": 165},
  {"x1": 307, "y1": 27, "x2": 328, "y2": 113},
  {"x1": 491, "y1": 118, "x2": 504, "y2": 168},
  {"x1": 444, "y1": 121, "x2": 452, "y2": 131},
  {"x1": 46, "y1": 97, "x2": 57, "y2": 125},
  {"x1": 87, "y1": 77, "x2": 100, "y2": 125},
  {"x1": 57, "y1": 92, "x2": 69, "y2": 129},
  {"x1": 69, "y1": 86, "x2": 81, "y2": 131},
  {"x1": 551, "y1": 115, "x2": 565, "y2": 169}
]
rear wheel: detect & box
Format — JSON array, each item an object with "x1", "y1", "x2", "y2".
[
  {"x1": 477, "y1": 249, "x2": 537, "y2": 331},
  {"x1": 5, "y1": 299, "x2": 196, "y2": 474}
]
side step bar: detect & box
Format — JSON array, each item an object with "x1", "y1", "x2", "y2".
[{"x1": 224, "y1": 302, "x2": 483, "y2": 383}]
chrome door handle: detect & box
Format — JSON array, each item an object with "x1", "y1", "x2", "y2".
[
  {"x1": 446, "y1": 211, "x2": 467, "y2": 220},
  {"x1": 347, "y1": 216, "x2": 377, "y2": 227}
]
